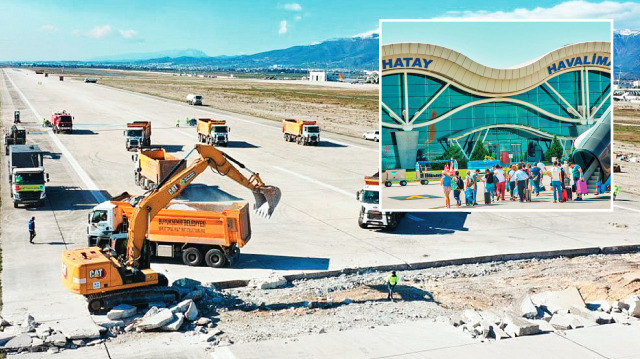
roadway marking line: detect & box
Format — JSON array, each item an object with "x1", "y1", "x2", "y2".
[
  {"x1": 614, "y1": 204, "x2": 640, "y2": 213},
  {"x1": 272, "y1": 166, "x2": 353, "y2": 198},
  {"x1": 4, "y1": 70, "x2": 106, "y2": 203}
]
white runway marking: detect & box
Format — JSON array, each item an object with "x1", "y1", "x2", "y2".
[
  {"x1": 4, "y1": 70, "x2": 107, "y2": 203},
  {"x1": 614, "y1": 204, "x2": 640, "y2": 213}
]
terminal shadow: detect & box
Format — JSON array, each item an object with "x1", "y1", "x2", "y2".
[
  {"x1": 158, "y1": 144, "x2": 184, "y2": 153},
  {"x1": 69, "y1": 129, "x2": 97, "y2": 135},
  {"x1": 366, "y1": 284, "x2": 438, "y2": 303},
  {"x1": 225, "y1": 141, "x2": 259, "y2": 149},
  {"x1": 316, "y1": 141, "x2": 347, "y2": 148},
  {"x1": 393, "y1": 212, "x2": 470, "y2": 235}
]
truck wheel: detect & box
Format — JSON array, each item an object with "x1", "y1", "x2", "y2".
[
  {"x1": 420, "y1": 180, "x2": 428, "y2": 185},
  {"x1": 182, "y1": 247, "x2": 203, "y2": 266},
  {"x1": 358, "y1": 216, "x2": 368, "y2": 229},
  {"x1": 204, "y1": 248, "x2": 226, "y2": 268},
  {"x1": 385, "y1": 181, "x2": 392, "y2": 187},
  {"x1": 13, "y1": 201, "x2": 18, "y2": 208},
  {"x1": 87, "y1": 236, "x2": 96, "y2": 246},
  {"x1": 400, "y1": 180, "x2": 407, "y2": 186}
]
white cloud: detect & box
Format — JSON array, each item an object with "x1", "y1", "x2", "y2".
[
  {"x1": 353, "y1": 27, "x2": 379, "y2": 39},
  {"x1": 284, "y1": 3, "x2": 302, "y2": 11},
  {"x1": 40, "y1": 25, "x2": 58, "y2": 32},
  {"x1": 72, "y1": 25, "x2": 112, "y2": 39},
  {"x1": 295, "y1": 15, "x2": 302, "y2": 21},
  {"x1": 119, "y1": 29, "x2": 137, "y2": 39},
  {"x1": 279, "y1": 20, "x2": 288, "y2": 34},
  {"x1": 437, "y1": 1, "x2": 640, "y2": 28}
]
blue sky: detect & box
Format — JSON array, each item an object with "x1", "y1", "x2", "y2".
[
  {"x1": 381, "y1": 21, "x2": 612, "y2": 68},
  {"x1": 0, "y1": 0, "x2": 639, "y2": 61}
]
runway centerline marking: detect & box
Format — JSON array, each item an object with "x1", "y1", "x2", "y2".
[
  {"x1": 614, "y1": 204, "x2": 640, "y2": 213},
  {"x1": 3, "y1": 70, "x2": 106, "y2": 203}
]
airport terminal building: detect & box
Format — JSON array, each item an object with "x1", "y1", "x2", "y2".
[{"x1": 381, "y1": 41, "x2": 612, "y2": 172}]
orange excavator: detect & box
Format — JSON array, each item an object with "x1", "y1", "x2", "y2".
[{"x1": 61, "y1": 144, "x2": 281, "y2": 312}]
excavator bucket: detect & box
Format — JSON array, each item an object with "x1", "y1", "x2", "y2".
[{"x1": 252, "y1": 185, "x2": 281, "y2": 218}]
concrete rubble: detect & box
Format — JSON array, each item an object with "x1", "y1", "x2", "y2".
[
  {"x1": 249, "y1": 274, "x2": 288, "y2": 290},
  {"x1": 107, "y1": 304, "x2": 137, "y2": 320}
]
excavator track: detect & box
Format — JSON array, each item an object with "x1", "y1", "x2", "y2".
[{"x1": 86, "y1": 285, "x2": 180, "y2": 314}]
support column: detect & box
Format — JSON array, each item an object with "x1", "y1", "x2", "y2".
[{"x1": 393, "y1": 131, "x2": 420, "y2": 169}]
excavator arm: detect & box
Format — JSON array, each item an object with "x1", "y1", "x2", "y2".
[{"x1": 125, "y1": 143, "x2": 281, "y2": 267}]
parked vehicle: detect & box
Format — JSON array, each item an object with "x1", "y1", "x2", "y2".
[
  {"x1": 87, "y1": 196, "x2": 250, "y2": 268},
  {"x1": 357, "y1": 172, "x2": 401, "y2": 230},
  {"x1": 133, "y1": 148, "x2": 186, "y2": 190},
  {"x1": 282, "y1": 119, "x2": 320, "y2": 146},
  {"x1": 51, "y1": 111, "x2": 73, "y2": 134},
  {"x1": 362, "y1": 130, "x2": 380, "y2": 142},
  {"x1": 124, "y1": 121, "x2": 152, "y2": 150},
  {"x1": 13, "y1": 110, "x2": 20, "y2": 123},
  {"x1": 84, "y1": 78, "x2": 98, "y2": 83},
  {"x1": 197, "y1": 118, "x2": 229, "y2": 146},
  {"x1": 382, "y1": 169, "x2": 407, "y2": 187},
  {"x1": 8, "y1": 144, "x2": 49, "y2": 208},
  {"x1": 4, "y1": 125, "x2": 27, "y2": 155},
  {"x1": 186, "y1": 94, "x2": 203, "y2": 105}
]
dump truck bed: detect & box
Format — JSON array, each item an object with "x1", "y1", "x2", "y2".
[
  {"x1": 282, "y1": 119, "x2": 316, "y2": 136},
  {"x1": 138, "y1": 149, "x2": 185, "y2": 183}
]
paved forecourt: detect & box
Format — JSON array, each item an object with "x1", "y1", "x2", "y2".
[{"x1": 1, "y1": 68, "x2": 639, "y2": 357}]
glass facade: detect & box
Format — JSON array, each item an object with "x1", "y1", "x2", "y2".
[{"x1": 381, "y1": 70, "x2": 611, "y2": 170}]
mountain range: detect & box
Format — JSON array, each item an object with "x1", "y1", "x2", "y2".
[
  {"x1": 614, "y1": 29, "x2": 640, "y2": 79},
  {"x1": 94, "y1": 34, "x2": 379, "y2": 70}
]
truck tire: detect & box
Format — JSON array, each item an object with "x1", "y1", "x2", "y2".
[
  {"x1": 204, "y1": 248, "x2": 226, "y2": 268},
  {"x1": 385, "y1": 181, "x2": 392, "y2": 187},
  {"x1": 358, "y1": 216, "x2": 368, "y2": 229},
  {"x1": 182, "y1": 247, "x2": 203, "y2": 266},
  {"x1": 87, "y1": 236, "x2": 96, "y2": 246},
  {"x1": 400, "y1": 180, "x2": 407, "y2": 186},
  {"x1": 13, "y1": 201, "x2": 18, "y2": 208}
]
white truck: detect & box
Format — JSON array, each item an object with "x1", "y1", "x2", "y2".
[
  {"x1": 356, "y1": 172, "x2": 402, "y2": 230},
  {"x1": 187, "y1": 94, "x2": 203, "y2": 105},
  {"x1": 8, "y1": 144, "x2": 49, "y2": 208}
]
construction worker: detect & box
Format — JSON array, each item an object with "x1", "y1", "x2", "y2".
[
  {"x1": 176, "y1": 119, "x2": 180, "y2": 128},
  {"x1": 387, "y1": 271, "x2": 398, "y2": 301},
  {"x1": 614, "y1": 184, "x2": 620, "y2": 201},
  {"x1": 28, "y1": 217, "x2": 36, "y2": 244},
  {"x1": 42, "y1": 118, "x2": 47, "y2": 127}
]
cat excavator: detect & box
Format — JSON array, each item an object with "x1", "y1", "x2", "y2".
[{"x1": 61, "y1": 144, "x2": 281, "y2": 312}]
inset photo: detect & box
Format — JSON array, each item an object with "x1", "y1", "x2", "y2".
[{"x1": 380, "y1": 20, "x2": 613, "y2": 211}]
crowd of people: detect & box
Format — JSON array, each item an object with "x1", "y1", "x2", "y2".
[{"x1": 439, "y1": 158, "x2": 588, "y2": 208}]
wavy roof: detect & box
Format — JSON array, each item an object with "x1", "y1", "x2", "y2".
[{"x1": 381, "y1": 41, "x2": 611, "y2": 95}]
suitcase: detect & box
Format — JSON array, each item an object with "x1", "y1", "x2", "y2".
[
  {"x1": 572, "y1": 184, "x2": 576, "y2": 193},
  {"x1": 565, "y1": 188, "x2": 572, "y2": 200},
  {"x1": 484, "y1": 191, "x2": 491, "y2": 204},
  {"x1": 561, "y1": 189, "x2": 568, "y2": 202},
  {"x1": 524, "y1": 188, "x2": 531, "y2": 202},
  {"x1": 577, "y1": 180, "x2": 588, "y2": 195}
]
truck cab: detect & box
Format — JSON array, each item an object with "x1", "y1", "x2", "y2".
[
  {"x1": 212, "y1": 125, "x2": 229, "y2": 146},
  {"x1": 303, "y1": 125, "x2": 320, "y2": 144},
  {"x1": 51, "y1": 111, "x2": 73, "y2": 134},
  {"x1": 357, "y1": 174, "x2": 401, "y2": 230},
  {"x1": 87, "y1": 202, "x2": 125, "y2": 246},
  {"x1": 11, "y1": 169, "x2": 48, "y2": 208},
  {"x1": 124, "y1": 121, "x2": 151, "y2": 150}
]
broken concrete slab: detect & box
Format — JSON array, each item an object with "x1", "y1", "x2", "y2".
[
  {"x1": 176, "y1": 299, "x2": 193, "y2": 313},
  {"x1": 94, "y1": 316, "x2": 125, "y2": 329},
  {"x1": 185, "y1": 302, "x2": 199, "y2": 321},
  {"x1": 107, "y1": 304, "x2": 137, "y2": 320},
  {"x1": 49, "y1": 333, "x2": 67, "y2": 347},
  {"x1": 530, "y1": 287, "x2": 585, "y2": 314},
  {"x1": 626, "y1": 299, "x2": 640, "y2": 317},
  {"x1": 136, "y1": 308, "x2": 174, "y2": 331},
  {"x1": 503, "y1": 313, "x2": 539, "y2": 337},
  {"x1": 549, "y1": 314, "x2": 585, "y2": 330},
  {"x1": 490, "y1": 325, "x2": 510, "y2": 340},
  {"x1": 249, "y1": 275, "x2": 287, "y2": 290},
  {"x1": 449, "y1": 314, "x2": 464, "y2": 327},
  {"x1": 569, "y1": 306, "x2": 600, "y2": 324},
  {"x1": 529, "y1": 319, "x2": 556, "y2": 333},
  {"x1": 517, "y1": 295, "x2": 539, "y2": 319},
  {"x1": 58, "y1": 318, "x2": 103, "y2": 340},
  {"x1": 587, "y1": 300, "x2": 612, "y2": 313},
  {"x1": 21, "y1": 314, "x2": 36, "y2": 333},
  {"x1": 31, "y1": 337, "x2": 44, "y2": 348},
  {"x1": 4, "y1": 333, "x2": 32, "y2": 350},
  {"x1": 461, "y1": 309, "x2": 483, "y2": 326},
  {"x1": 35, "y1": 325, "x2": 51, "y2": 339},
  {"x1": 479, "y1": 310, "x2": 502, "y2": 325},
  {"x1": 161, "y1": 313, "x2": 184, "y2": 332},
  {"x1": 195, "y1": 317, "x2": 212, "y2": 326},
  {"x1": 611, "y1": 312, "x2": 633, "y2": 325},
  {"x1": 86, "y1": 338, "x2": 105, "y2": 346}
]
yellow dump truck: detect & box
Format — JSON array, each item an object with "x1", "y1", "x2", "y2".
[
  {"x1": 133, "y1": 148, "x2": 186, "y2": 190},
  {"x1": 282, "y1": 119, "x2": 320, "y2": 146},
  {"x1": 196, "y1": 118, "x2": 229, "y2": 146},
  {"x1": 87, "y1": 195, "x2": 250, "y2": 267}
]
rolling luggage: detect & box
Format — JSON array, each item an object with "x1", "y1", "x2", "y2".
[
  {"x1": 484, "y1": 183, "x2": 491, "y2": 204},
  {"x1": 577, "y1": 180, "x2": 588, "y2": 195},
  {"x1": 524, "y1": 188, "x2": 531, "y2": 202},
  {"x1": 565, "y1": 188, "x2": 572, "y2": 201},
  {"x1": 561, "y1": 189, "x2": 568, "y2": 202}
]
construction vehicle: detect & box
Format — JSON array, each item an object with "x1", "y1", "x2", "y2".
[
  {"x1": 357, "y1": 172, "x2": 401, "y2": 230},
  {"x1": 14, "y1": 110, "x2": 20, "y2": 123},
  {"x1": 51, "y1": 110, "x2": 73, "y2": 134},
  {"x1": 133, "y1": 148, "x2": 186, "y2": 190},
  {"x1": 282, "y1": 119, "x2": 320, "y2": 146},
  {"x1": 186, "y1": 94, "x2": 203, "y2": 105},
  {"x1": 87, "y1": 194, "x2": 250, "y2": 267},
  {"x1": 35, "y1": 70, "x2": 44, "y2": 74},
  {"x1": 4, "y1": 125, "x2": 27, "y2": 155},
  {"x1": 61, "y1": 143, "x2": 281, "y2": 312},
  {"x1": 8, "y1": 144, "x2": 49, "y2": 208},
  {"x1": 197, "y1": 118, "x2": 229, "y2": 146},
  {"x1": 124, "y1": 121, "x2": 152, "y2": 150}
]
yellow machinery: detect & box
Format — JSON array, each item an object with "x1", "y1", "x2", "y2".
[{"x1": 61, "y1": 144, "x2": 281, "y2": 312}]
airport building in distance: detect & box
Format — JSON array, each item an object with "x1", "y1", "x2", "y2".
[{"x1": 380, "y1": 42, "x2": 612, "y2": 177}]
